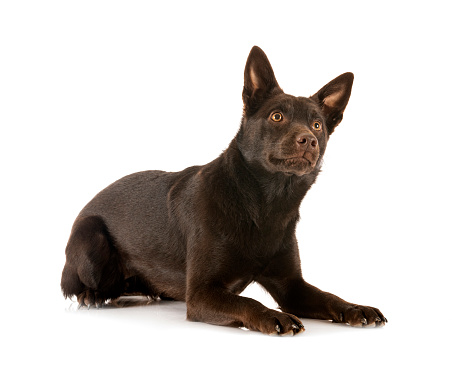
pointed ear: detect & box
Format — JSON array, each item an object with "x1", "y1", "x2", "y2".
[
  {"x1": 311, "y1": 72, "x2": 354, "y2": 135},
  {"x1": 242, "y1": 46, "x2": 282, "y2": 115}
]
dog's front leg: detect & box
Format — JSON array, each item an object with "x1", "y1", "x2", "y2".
[
  {"x1": 258, "y1": 248, "x2": 387, "y2": 327},
  {"x1": 266, "y1": 278, "x2": 387, "y2": 327},
  {"x1": 185, "y1": 280, "x2": 304, "y2": 335},
  {"x1": 184, "y1": 235, "x2": 305, "y2": 335}
]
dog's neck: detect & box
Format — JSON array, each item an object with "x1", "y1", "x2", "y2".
[{"x1": 222, "y1": 139, "x2": 320, "y2": 219}]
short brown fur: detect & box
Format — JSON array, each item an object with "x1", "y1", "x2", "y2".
[{"x1": 61, "y1": 46, "x2": 386, "y2": 335}]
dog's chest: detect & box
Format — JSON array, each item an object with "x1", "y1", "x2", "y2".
[{"x1": 236, "y1": 220, "x2": 293, "y2": 265}]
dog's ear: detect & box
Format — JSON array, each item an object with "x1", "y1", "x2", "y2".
[
  {"x1": 243, "y1": 46, "x2": 282, "y2": 115},
  {"x1": 311, "y1": 72, "x2": 354, "y2": 135}
]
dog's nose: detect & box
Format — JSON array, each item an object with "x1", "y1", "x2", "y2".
[{"x1": 296, "y1": 133, "x2": 317, "y2": 149}]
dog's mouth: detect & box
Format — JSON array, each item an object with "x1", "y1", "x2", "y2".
[{"x1": 269, "y1": 152, "x2": 318, "y2": 176}]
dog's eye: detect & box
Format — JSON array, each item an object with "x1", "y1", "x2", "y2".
[
  {"x1": 271, "y1": 112, "x2": 283, "y2": 122},
  {"x1": 312, "y1": 121, "x2": 322, "y2": 131}
]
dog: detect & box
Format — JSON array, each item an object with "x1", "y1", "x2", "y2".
[{"x1": 61, "y1": 46, "x2": 387, "y2": 335}]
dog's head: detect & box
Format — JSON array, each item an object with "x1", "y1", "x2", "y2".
[{"x1": 237, "y1": 46, "x2": 353, "y2": 177}]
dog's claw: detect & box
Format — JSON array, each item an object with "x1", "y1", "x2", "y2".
[
  {"x1": 361, "y1": 318, "x2": 367, "y2": 325},
  {"x1": 275, "y1": 324, "x2": 281, "y2": 333}
]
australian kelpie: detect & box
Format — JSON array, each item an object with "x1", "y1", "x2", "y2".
[{"x1": 61, "y1": 46, "x2": 387, "y2": 335}]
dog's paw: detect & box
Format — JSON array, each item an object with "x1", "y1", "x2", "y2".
[
  {"x1": 253, "y1": 309, "x2": 305, "y2": 336},
  {"x1": 335, "y1": 304, "x2": 387, "y2": 327},
  {"x1": 76, "y1": 290, "x2": 106, "y2": 309}
]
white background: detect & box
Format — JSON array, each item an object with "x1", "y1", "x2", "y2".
[{"x1": 1, "y1": 1, "x2": 471, "y2": 364}]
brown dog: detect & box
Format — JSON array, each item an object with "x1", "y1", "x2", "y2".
[{"x1": 61, "y1": 46, "x2": 387, "y2": 335}]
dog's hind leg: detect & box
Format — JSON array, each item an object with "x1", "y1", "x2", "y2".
[{"x1": 60, "y1": 216, "x2": 126, "y2": 307}]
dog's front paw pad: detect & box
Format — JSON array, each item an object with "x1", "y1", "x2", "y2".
[
  {"x1": 341, "y1": 305, "x2": 387, "y2": 328},
  {"x1": 264, "y1": 310, "x2": 305, "y2": 336}
]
